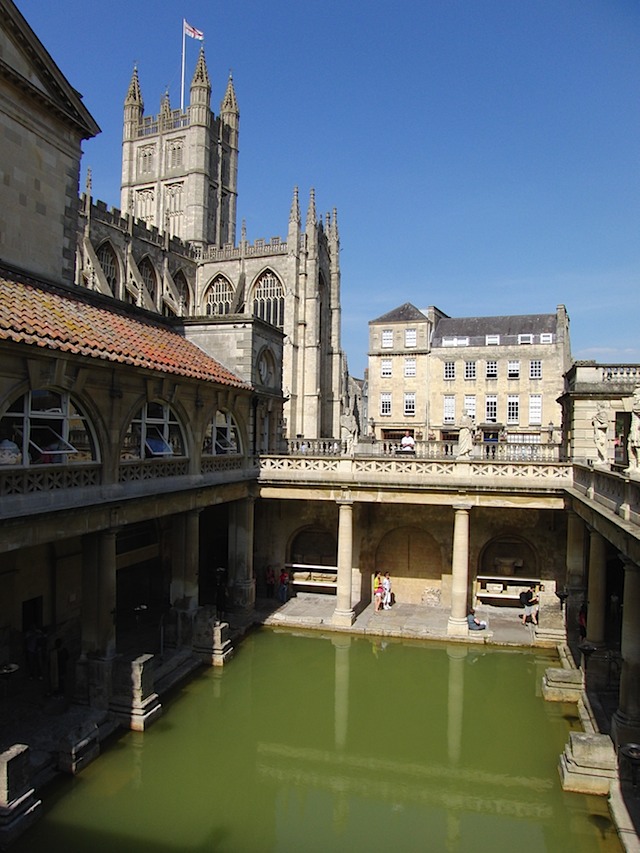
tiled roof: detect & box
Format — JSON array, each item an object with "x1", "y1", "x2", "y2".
[
  {"x1": 432, "y1": 313, "x2": 556, "y2": 344},
  {"x1": 371, "y1": 303, "x2": 427, "y2": 324},
  {"x1": 0, "y1": 273, "x2": 249, "y2": 388}
]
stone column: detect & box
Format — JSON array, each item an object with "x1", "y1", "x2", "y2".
[
  {"x1": 170, "y1": 509, "x2": 201, "y2": 610},
  {"x1": 228, "y1": 497, "x2": 256, "y2": 611},
  {"x1": 565, "y1": 511, "x2": 586, "y2": 635},
  {"x1": 585, "y1": 528, "x2": 607, "y2": 648},
  {"x1": 611, "y1": 557, "x2": 640, "y2": 747},
  {"x1": 332, "y1": 498, "x2": 356, "y2": 627},
  {"x1": 96, "y1": 529, "x2": 118, "y2": 659},
  {"x1": 447, "y1": 504, "x2": 471, "y2": 637}
]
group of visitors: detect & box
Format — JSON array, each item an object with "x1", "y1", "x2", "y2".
[
  {"x1": 264, "y1": 566, "x2": 290, "y2": 603},
  {"x1": 373, "y1": 571, "x2": 393, "y2": 611}
]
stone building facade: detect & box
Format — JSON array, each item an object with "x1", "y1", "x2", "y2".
[{"x1": 368, "y1": 301, "x2": 571, "y2": 452}]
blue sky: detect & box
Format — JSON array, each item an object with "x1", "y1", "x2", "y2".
[{"x1": 21, "y1": 0, "x2": 639, "y2": 377}]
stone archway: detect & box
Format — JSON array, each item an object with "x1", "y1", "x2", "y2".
[
  {"x1": 289, "y1": 526, "x2": 337, "y2": 567},
  {"x1": 478, "y1": 535, "x2": 538, "y2": 578},
  {"x1": 375, "y1": 526, "x2": 442, "y2": 604}
]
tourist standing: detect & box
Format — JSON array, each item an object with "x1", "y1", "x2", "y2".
[
  {"x1": 382, "y1": 571, "x2": 392, "y2": 609},
  {"x1": 373, "y1": 571, "x2": 383, "y2": 612},
  {"x1": 278, "y1": 568, "x2": 289, "y2": 603}
]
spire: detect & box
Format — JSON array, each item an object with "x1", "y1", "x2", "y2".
[
  {"x1": 125, "y1": 65, "x2": 143, "y2": 109},
  {"x1": 220, "y1": 71, "x2": 238, "y2": 115},
  {"x1": 289, "y1": 186, "x2": 300, "y2": 225},
  {"x1": 191, "y1": 47, "x2": 211, "y2": 90},
  {"x1": 332, "y1": 208, "x2": 339, "y2": 242},
  {"x1": 306, "y1": 188, "x2": 317, "y2": 229}
]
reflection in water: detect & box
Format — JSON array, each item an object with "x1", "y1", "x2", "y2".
[{"x1": 13, "y1": 630, "x2": 622, "y2": 853}]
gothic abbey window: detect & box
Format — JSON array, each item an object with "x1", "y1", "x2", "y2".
[
  {"x1": 253, "y1": 270, "x2": 284, "y2": 328},
  {"x1": 202, "y1": 410, "x2": 240, "y2": 455},
  {"x1": 164, "y1": 182, "x2": 184, "y2": 238},
  {"x1": 166, "y1": 139, "x2": 184, "y2": 170},
  {"x1": 205, "y1": 276, "x2": 233, "y2": 316},
  {"x1": 138, "y1": 257, "x2": 158, "y2": 304},
  {"x1": 96, "y1": 242, "x2": 119, "y2": 295},
  {"x1": 0, "y1": 390, "x2": 97, "y2": 466},
  {"x1": 135, "y1": 188, "x2": 154, "y2": 226},
  {"x1": 138, "y1": 145, "x2": 155, "y2": 176},
  {"x1": 121, "y1": 402, "x2": 185, "y2": 460},
  {"x1": 174, "y1": 271, "x2": 190, "y2": 314}
]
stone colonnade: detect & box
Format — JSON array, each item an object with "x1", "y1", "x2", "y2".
[{"x1": 565, "y1": 514, "x2": 640, "y2": 747}]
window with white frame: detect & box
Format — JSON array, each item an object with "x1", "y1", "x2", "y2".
[
  {"x1": 121, "y1": 401, "x2": 185, "y2": 460},
  {"x1": 508, "y1": 360, "x2": 520, "y2": 379},
  {"x1": 381, "y1": 329, "x2": 393, "y2": 348},
  {"x1": 464, "y1": 395, "x2": 476, "y2": 420},
  {"x1": 203, "y1": 410, "x2": 241, "y2": 455},
  {"x1": 507, "y1": 395, "x2": 519, "y2": 424},
  {"x1": 443, "y1": 395, "x2": 455, "y2": 424},
  {"x1": 529, "y1": 360, "x2": 542, "y2": 379},
  {"x1": 404, "y1": 358, "x2": 416, "y2": 377},
  {"x1": 381, "y1": 359, "x2": 392, "y2": 378},
  {"x1": 529, "y1": 394, "x2": 542, "y2": 425},
  {"x1": 486, "y1": 334, "x2": 500, "y2": 345},
  {"x1": 404, "y1": 392, "x2": 416, "y2": 417},
  {"x1": 442, "y1": 336, "x2": 469, "y2": 347},
  {"x1": 380, "y1": 392, "x2": 392, "y2": 416},
  {"x1": 444, "y1": 361, "x2": 455, "y2": 380},
  {"x1": 540, "y1": 333, "x2": 553, "y2": 344},
  {"x1": 486, "y1": 360, "x2": 497, "y2": 379},
  {"x1": 518, "y1": 334, "x2": 533, "y2": 345},
  {"x1": 485, "y1": 395, "x2": 497, "y2": 422},
  {"x1": 405, "y1": 328, "x2": 417, "y2": 348},
  {"x1": 465, "y1": 361, "x2": 476, "y2": 380},
  {"x1": 1, "y1": 389, "x2": 97, "y2": 466}
]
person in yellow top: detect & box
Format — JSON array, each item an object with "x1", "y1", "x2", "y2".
[{"x1": 373, "y1": 571, "x2": 383, "y2": 612}]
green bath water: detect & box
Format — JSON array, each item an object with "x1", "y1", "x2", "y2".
[{"x1": 13, "y1": 630, "x2": 621, "y2": 852}]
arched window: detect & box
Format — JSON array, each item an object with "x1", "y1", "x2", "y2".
[
  {"x1": 253, "y1": 270, "x2": 284, "y2": 328},
  {"x1": 121, "y1": 402, "x2": 185, "y2": 460},
  {"x1": 205, "y1": 276, "x2": 233, "y2": 316},
  {"x1": 174, "y1": 271, "x2": 190, "y2": 314},
  {"x1": 0, "y1": 390, "x2": 97, "y2": 466},
  {"x1": 96, "y1": 242, "x2": 119, "y2": 294},
  {"x1": 202, "y1": 410, "x2": 240, "y2": 455},
  {"x1": 138, "y1": 257, "x2": 158, "y2": 303}
]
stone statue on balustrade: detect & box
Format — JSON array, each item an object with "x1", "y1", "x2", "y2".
[
  {"x1": 457, "y1": 413, "x2": 474, "y2": 460},
  {"x1": 626, "y1": 387, "x2": 640, "y2": 477},
  {"x1": 591, "y1": 401, "x2": 609, "y2": 467}
]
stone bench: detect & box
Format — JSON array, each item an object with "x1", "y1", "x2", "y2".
[
  {"x1": 287, "y1": 564, "x2": 337, "y2": 590},
  {"x1": 475, "y1": 575, "x2": 543, "y2": 606}
]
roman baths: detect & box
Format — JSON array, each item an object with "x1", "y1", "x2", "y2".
[{"x1": 1, "y1": 1, "x2": 640, "y2": 849}]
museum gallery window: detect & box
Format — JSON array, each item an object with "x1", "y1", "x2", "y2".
[
  {"x1": 529, "y1": 394, "x2": 542, "y2": 425},
  {"x1": 381, "y1": 359, "x2": 392, "y2": 378},
  {"x1": 380, "y1": 393, "x2": 391, "y2": 416},
  {"x1": 253, "y1": 271, "x2": 284, "y2": 328},
  {"x1": 508, "y1": 360, "x2": 520, "y2": 379},
  {"x1": 443, "y1": 395, "x2": 455, "y2": 424},
  {"x1": 530, "y1": 360, "x2": 542, "y2": 380},
  {"x1": 381, "y1": 329, "x2": 393, "y2": 348},
  {"x1": 121, "y1": 402, "x2": 185, "y2": 460},
  {"x1": 404, "y1": 392, "x2": 416, "y2": 417},
  {"x1": 404, "y1": 328, "x2": 417, "y2": 348},
  {"x1": 404, "y1": 358, "x2": 416, "y2": 378},
  {"x1": 0, "y1": 389, "x2": 97, "y2": 466},
  {"x1": 444, "y1": 361, "x2": 455, "y2": 380},
  {"x1": 205, "y1": 275, "x2": 233, "y2": 316},
  {"x1": 507, "y1": 395, "x2": 519, "y2": 424},
  {"x1": 464, "y1": 361, "x2": 476, "y2": 380},
  {"x1": 485, "y1": 395, "x2": 497, "y2": 423},
  {"x1": 203, "y1": 410, "x2": 241, "y2": 455},
  {"x1": 486, "y1": 360, "x2": 497, "y2": 379}
]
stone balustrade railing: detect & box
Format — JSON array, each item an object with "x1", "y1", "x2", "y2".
[{"x1": 572, "y1": 464, "x2": 640, "y2": 526}]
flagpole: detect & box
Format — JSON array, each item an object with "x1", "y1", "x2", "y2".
[{"x1": 180, "y1": 19, "x2": 186, "y2": 111}]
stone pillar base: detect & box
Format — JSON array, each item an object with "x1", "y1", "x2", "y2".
[
  {"x1": 331, "y1": 608, "x2": 355, "y2": 628},
  {"x1": 559, "y1": 731, "x2": 617, "y2": 795},
  {"x1": 109, "y1": 654, "x2": 162, "y2": 732},
  {"x1": 232, "y1": 578, "x2": 256, "y2": 612},
  {"x1": 193, "y1": 608, "x2": 234, "y2": 666},
  {"x1": 447, "y1": 617, "x2": 469, "y2": 638},
  {"x1": 611, "y1": 710, "x2": 640, "y2": 749},
  {"x1": 542, "y1": 667, "x2": 583, "y2": 702},
  {"x1": 57, "y1": 722, "x2": 101, "y2": 774},
  {"x1": 0, "y1": 744, "x2": 41, "y2": 848}
]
